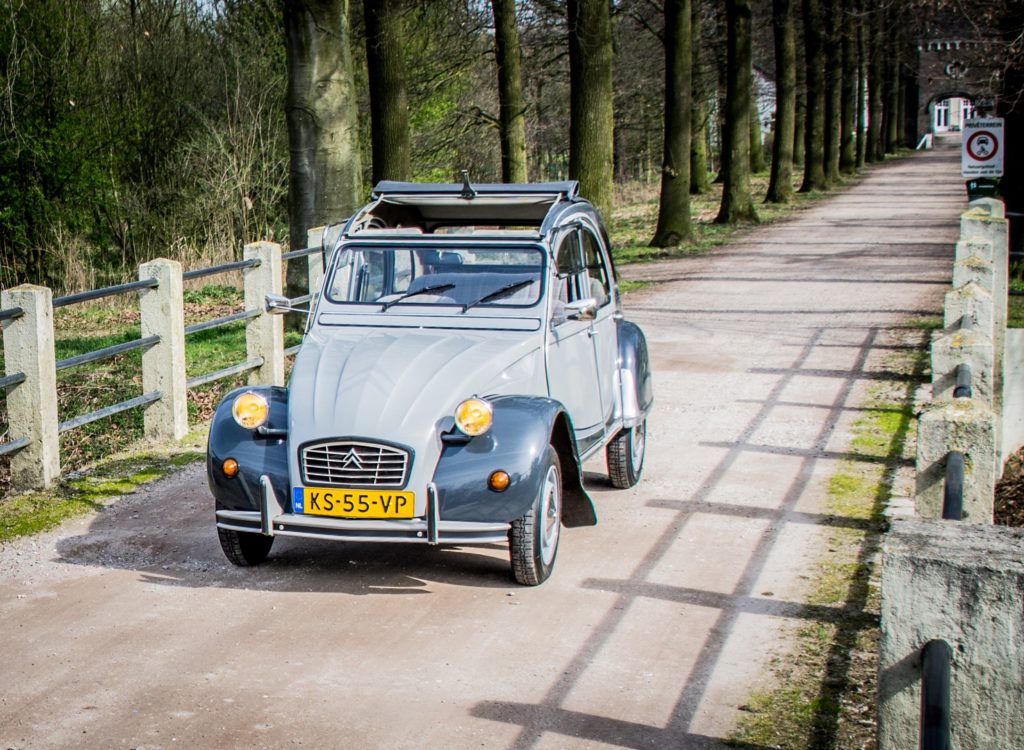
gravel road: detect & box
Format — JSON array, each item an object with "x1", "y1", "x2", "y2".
[{"x1": 0, "y1": 143, "x2": 966, "y2": 750}]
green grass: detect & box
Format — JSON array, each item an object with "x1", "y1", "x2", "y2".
[
  {"x1": 0, "y1": 447, "x2": 203, "y2": 543},
  {"x1": 1010, "y1": 279, "x2": 1024, "y2": 328},
  {"x1": 729, "y1": 341, "x2": 926, "y2": 749}
]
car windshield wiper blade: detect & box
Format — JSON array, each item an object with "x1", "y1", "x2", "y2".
[
  {"x1": 460, "y1": 279, "x2": 536, "y2": 313},
  {"x1": 381, "y1": 283, "x2": 456, "y2": 311}
]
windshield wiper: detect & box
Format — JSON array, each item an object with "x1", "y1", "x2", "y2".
[
  {"x1": 460, "y1": 279, "x2": 536, "y2": 313},
  {"x1": 380, "y1": 283, "x2": 456, "y2": 311}
]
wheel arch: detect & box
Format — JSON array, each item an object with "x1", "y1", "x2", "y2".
[{"x1": 550, "y1": 410, "x2": 597, "y2": 528}]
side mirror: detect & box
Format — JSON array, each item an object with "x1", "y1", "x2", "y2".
[
  {"x1": 264, "y1": 293, "x2": 294, "y2": 315},
  {"x1": 565, "y1": 298, "x2": 598, "y2": 321}
]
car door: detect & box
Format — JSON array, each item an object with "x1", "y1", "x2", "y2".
[
  {"x1": 579, "y1": 224, "x2": 619, "y2": 430},
  {"x1": 546, "y1": 230, "x2": 605, "y2": 440}
]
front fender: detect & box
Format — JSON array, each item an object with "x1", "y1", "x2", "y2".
[
  {"x1": 207, "y1": 386, "x2": 290, "y2": 512},
  {"x1": 433, "y1": 395, "x2": 596, "y2": 528}
]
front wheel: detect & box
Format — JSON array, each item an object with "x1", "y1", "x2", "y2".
[
  {"x1": 217, "y1": 527, "x2": 274, "y2": 566},
  {"x1": 509, "y1": 447, "x2": 562, "y2": 586},
  {"x1": 606, "y1": 419, "x2": 646, "y2": 489}
]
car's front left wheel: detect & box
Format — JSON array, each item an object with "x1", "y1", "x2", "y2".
[
  {"x1": 509, "y1": 447, "x2": 562, "y2": 585},
  {"x1": 217, "y1": 527, "x2": 274, "y2": 566}
]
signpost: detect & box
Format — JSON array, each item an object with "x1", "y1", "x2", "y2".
[{"x1": 962, "y1": 117, "x2": 1004, "y2": 199}]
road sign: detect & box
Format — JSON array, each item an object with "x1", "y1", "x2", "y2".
[{"x1": 962, "y1": 118, "x2": 1004, "y2": 178}]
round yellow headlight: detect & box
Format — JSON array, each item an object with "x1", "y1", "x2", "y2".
[
  {"x1": 232, "y1": 391, "x2": 269, "y2": 430},
  {"x1": 454, "y1": 398, "x2": 493, "y2": 437}
]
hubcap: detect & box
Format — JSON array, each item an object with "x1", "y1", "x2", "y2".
[
  {"x1": 539, "y1": 464, "x2": 561, "y2": 566},
  {"x1": 631, "y1": 421, "x2": 646, "y2": 469}
]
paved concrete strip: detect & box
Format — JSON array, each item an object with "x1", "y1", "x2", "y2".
[{"x1": 0, "y1": 146, "x2": 965, "y2": 749}]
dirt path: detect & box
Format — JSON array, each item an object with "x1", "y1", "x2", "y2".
[{"x1": 0, "y1": 145, "x2": 966, "y2": 750}]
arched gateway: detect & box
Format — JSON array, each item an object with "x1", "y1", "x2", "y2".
[{"x1": 916, "y1": 37, "x2": 1002, "y2": 141}]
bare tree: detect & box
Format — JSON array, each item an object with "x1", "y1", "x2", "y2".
[
  {"x1": 364, "y1": 0, "x2": 410, "y2": 182},
  {"x1": 651, "y1": 0, "x2": 693, "y2": 246},
  {"x1": 491, "y1": 0, "x2": 528, "y2": 182},
  {"x1": 716, "y1": 0, "x2": 758, "y2": 223},
  {"x1": 766, "y1": 0, "x2": 796, "y2": 203},
  {"x1": 568, "y1": 0, "x2": 614, "y2": 219},
  {"x1": 800, "y1": 0, "x2": 828, "y2": 190},
  {"x1": 284, "y1": 0, "x2": 362, "y2": 302}
]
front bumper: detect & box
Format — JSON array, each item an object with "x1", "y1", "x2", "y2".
[{"x1": 215, "y1": 476, "x2": 510, "y2": 545}]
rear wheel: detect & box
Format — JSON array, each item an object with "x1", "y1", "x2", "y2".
[
  {"x1": 509, "y1": 447, "x2": 562, "y2": 586},
  {"x1": 217, "y1": 527, "x2": 274, "y2": 566},
  {"x1": 606, "y1": 419, "x2": 646, "y2": 489}
]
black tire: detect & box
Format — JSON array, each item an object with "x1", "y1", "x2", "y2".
[
  {"x1": 606, "y1": 419, "x2": 646, "y2": 489},
  {"x1": 509, "y1": 447, "x2": 562, "y2": 586},
  {"x1": 217, "y1": 527, "x2": 274, "y2": 566}
]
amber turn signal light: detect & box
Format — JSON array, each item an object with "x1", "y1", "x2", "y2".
[
  {"x1": 222, "y1": 458, "x2": 239, "y2": 478},
  {"x1": 489, "y1": 470, "x2": 511, "y2": 492}
]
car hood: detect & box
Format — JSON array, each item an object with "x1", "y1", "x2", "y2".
[{"x1": 288, "y1": 325, "x2": 543, "y2": 451}]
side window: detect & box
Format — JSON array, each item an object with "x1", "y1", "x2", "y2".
[
  {"x1": 580, "y1": 230, "x2": 611, "y2": 307},
  {"x1": 394, "y1": 250, "x2": 413, "y2": 293}
]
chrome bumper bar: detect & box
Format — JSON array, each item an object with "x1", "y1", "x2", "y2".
[{"x1": 217, "y1": 476, "x2": 509, "y2": 545}]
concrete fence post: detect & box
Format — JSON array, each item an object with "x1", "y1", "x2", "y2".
[
  {"x1": 139, "y1": 259, "x2": 188, "y2": 441},
  {"x1": 244, "y1": 242, "x2": 284, "y2": 386},
  {"x1": 878, "y1": 519, "x2": 1024, "y2": 750},
  {"x1": 1, "y1": 285, "x2": 59, "y2": 490},
  {"x1": 306, "y1": 227, "x2": 325, "y2": 300},
  {"x1": 930, "y1": 330, "x2": 994, "y2": 404},
  {"x1": 952, "y1": 245, "x2": 994, "y2": 297},
  {"x1": 960, "y1": 206, "x2": 1008, "y2": 390},
  {"x1": 942, "y1": 281, "x2": 994, "y2": 342},
  {"x1": 915, "y1": 398, "x2": 996, "y2": 522}
]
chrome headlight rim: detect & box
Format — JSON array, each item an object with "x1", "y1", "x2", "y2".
[
  {"x1": 454, "y1": 397, "x2": 493, "y2": 437},
  {"x1": 231, "y1": 390, "x2": 270, "y2": 430}
]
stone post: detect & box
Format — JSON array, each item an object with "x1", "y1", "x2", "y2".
[
  {"x1": 915, "y1": 398, "x2": 996, "y2": 522},
  {"x1": 960, "y1": 206, "x2": 1008, "y2": 392},
  {"x1": 930, "y1": 330, "x2": 994, "y2": 404},
  {"x1": 879, "y1": 519, "x2": 1024, "y2": 750},
  {"x1": 951, "y1": 245, "x2": 994, "y2": 297},
  {"x1": 306, "y1": 226, "x2": 326, "y2": 300},
  {"x1": 244, "y1": 242, "x2": 284, "y2": 386},
  {"x1": 139, "y1": 259, "x2": 188, "y2": 441},
  {"x1": 942, "y1": 282, "x2": 993, "y2": 342},
  {"x1": 1, "y1": 286, "x2": 60, "y2": 490}
]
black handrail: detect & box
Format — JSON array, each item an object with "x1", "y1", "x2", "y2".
[
  {"x1": 182, "y1": 257, "x2": 260, "y2": 281},
  {"x1": 953, "y1": 363, "x2": 972, "y2": 398},
  {"x1": 942, "y1": 451, "x2": 965, "y2": 520},
  {"x1": 0, "y1": 306, "x2": 24, "y2": 322},
  {"x1": 921, "y1": 639, "x2": 952, "y2": 750},
  {"x1": 53, "y1": 278, "x2": 159, "y2": 308},
  {"x1": 282, "y1": 246, "x2": 321, "y2": 261},
  {"x1": 56, "y1": 335, "x2": 160, "y2": 372},
  {"x1": 184, "y1": 309, "x2": 260, "y2": 336}
]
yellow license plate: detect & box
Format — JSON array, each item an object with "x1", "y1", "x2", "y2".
[{"x1": 293, "y1": 487, "x2": 415, "y2": 519}]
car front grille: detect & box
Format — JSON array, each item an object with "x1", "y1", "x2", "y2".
[{"x1": 300, "y1": 440, "x2": 410, "y2": 488}]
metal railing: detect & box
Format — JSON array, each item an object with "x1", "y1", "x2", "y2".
[
  {"x1": 0, "y1": 240, "x2": 322, "y2": 489},
  {"x1": 920, "y1": 639, "x2": 952, "y2": 750}
]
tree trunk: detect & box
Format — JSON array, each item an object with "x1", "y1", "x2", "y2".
[
  {"x1": 794, "y1": 54, "x2": 806, "y2": 167},
  {"x1": 568, "y1": 0, "x2": 614, "y2": 220},
  {"x1": 823, "y1": 0, "x2": 842, "y2": 183},
  {"x1": 839, "y1": 0, "x2": 857, "y2": 172},
  {"x1": 866, "y1": 0, "x2": 884, "y2": 162},
  {"x1": 715, "y1": 0, "x2": 757, "y2": 223},
  {"x1": 749, "y1": 83, "x2": 766, "y2": 173},
  {"x1": 690, "y1": 0, "x2": 711, "y2": 194},
  {"x1": 765, "y1": 0, "x2": 795, "y2": 203},
  {"x1": 284, "y1": 0, "x2": 362, "y2": 304},
  {"x1": 883, "y1": 13, "x2": 901, "y2": 154},
  {"x1": 651, "y1": 0, "x2": 693, "y2": 247},
  {"x1": 491, "y1": 0, "x2": 528, "y2": 182},
  {"x1": 855, "y1": 0, "x2": 867, "y2": 167},
  {"x1": 364, "y1": 0, "x2": 410, "y2": 183},
  {"x1": 800, "y1": 0, "x2": 828, "y2": 191}
]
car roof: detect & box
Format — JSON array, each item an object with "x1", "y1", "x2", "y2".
[{"x1": 350, "y1": 180, "x2": 585, "y2": 233}]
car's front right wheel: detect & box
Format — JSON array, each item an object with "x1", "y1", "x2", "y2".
[
  {"x1": 217, "y1": 526, "x2": 274, "y2": 566},
  {"x1": 509, "y1": 447, "x2": 562, "y2": 585}
]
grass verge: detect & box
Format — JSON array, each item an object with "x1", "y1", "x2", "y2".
[{"x1": 728, "y1": 334, "x2": 927, "y2": 749}]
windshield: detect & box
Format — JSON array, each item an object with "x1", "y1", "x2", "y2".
[{"x1": 325, "y1": 244, "x2": 545, "y2": 309}]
